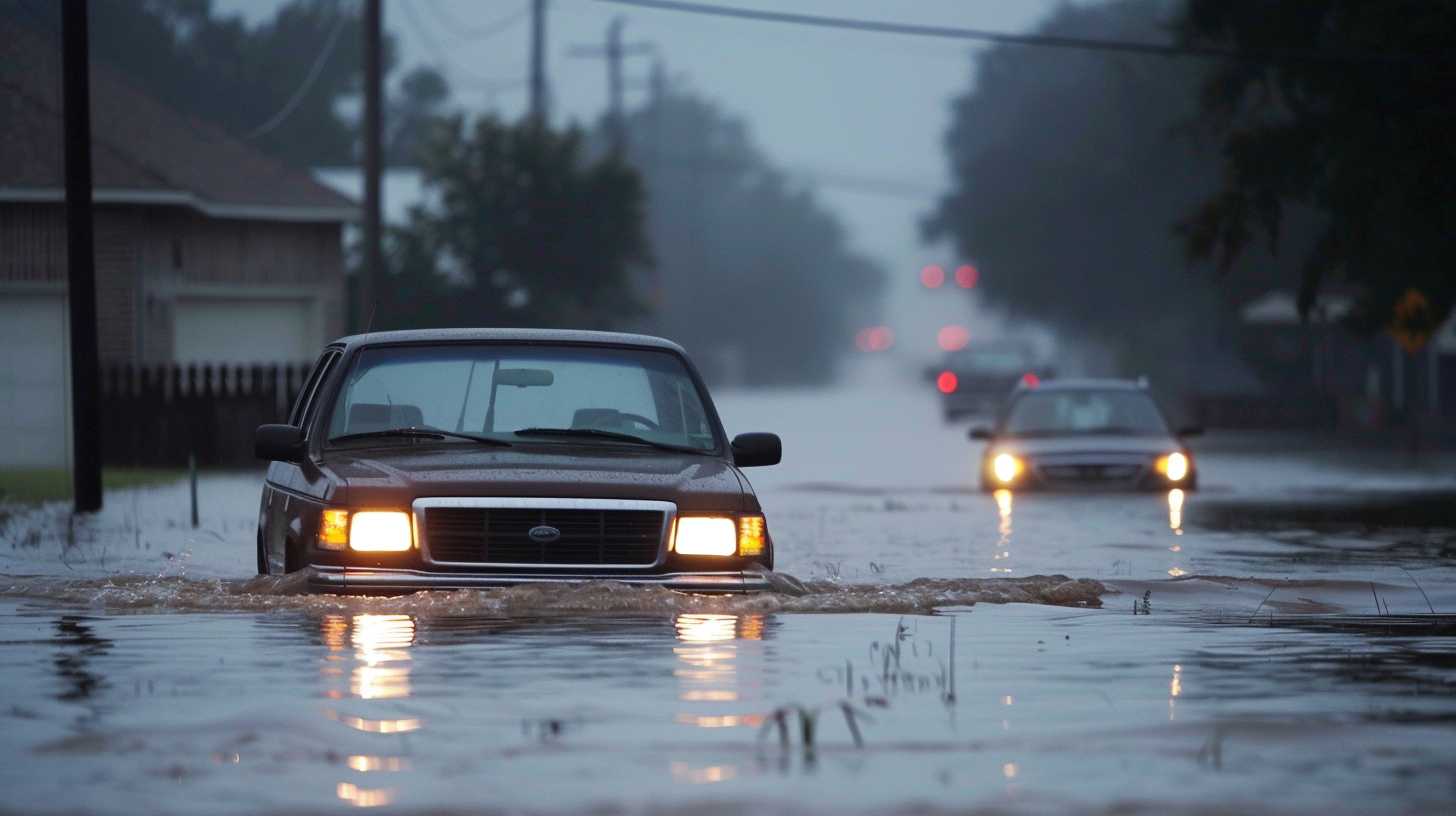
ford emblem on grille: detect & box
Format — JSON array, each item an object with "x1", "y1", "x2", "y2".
[{"x1": 528, "y1": 525, "x2": 562, "y2": 544}]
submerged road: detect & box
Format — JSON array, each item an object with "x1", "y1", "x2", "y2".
[{"x1": 2, "y1": 363, "x2": 1455, "y2": 815}]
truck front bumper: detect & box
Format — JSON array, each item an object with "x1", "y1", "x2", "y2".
[{"x1": 307, "y1": 565, "x2": 773, "y2": 594}]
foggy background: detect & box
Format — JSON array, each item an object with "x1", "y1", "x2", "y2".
[{"x1": 209, "y1": 0, "x2": 1075, "y2": 382}]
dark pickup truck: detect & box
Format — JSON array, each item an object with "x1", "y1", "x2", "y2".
[{"x1": 254, "y1": 329, "x2": 782, "y2": 593}]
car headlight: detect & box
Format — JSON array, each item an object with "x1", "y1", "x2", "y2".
[
  {"x1": 673, "y1": 514, "x2": 767, "y2": 557},
  {"x1": 992, "y1": 453, "x2": 1023, "y2": 484},
  {"x1": 1156, "y1": 452, "x2": 1190, "y2": 482},
  {"x1": 319, "y1": 510, "x2": 414, "y2": 552}
]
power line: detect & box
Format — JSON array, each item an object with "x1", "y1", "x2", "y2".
[
  {"x1": 593, "y1": 0, "x2": 1447, "y2": 64},
  {"x1": 398, "y1": 0, "x2": 517, "y2": 88},
  {"x1": 418, "y1": 1, "x2": 530, "y2": 42},
  {"x1": 243, "y1": 13, "x2": 349, "y2": 139}
]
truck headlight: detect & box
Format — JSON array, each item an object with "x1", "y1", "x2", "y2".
[
  {"x1": 673, "y1": 515, "x2": 767, "y2": 557},
  {"x1": 1156, "y1": 452, "x2": 1190, "y2": 482},
  {"x1": 348, "y1": 511, "x2": 413, "y2": 552},
  {"x1": 992, "y1": 453, "x2": 1023, "y2": 484}
]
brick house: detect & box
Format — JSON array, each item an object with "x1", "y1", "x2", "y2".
[{"x1": 0, "y1": 19, "x2": 356, "y2": 467}]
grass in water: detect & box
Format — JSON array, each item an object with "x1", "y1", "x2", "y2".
[{"x1": 0, "y1": 468, "x2": 185, "y2": 505}]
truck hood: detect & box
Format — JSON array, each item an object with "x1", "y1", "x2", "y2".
[{"x1": 321, "y1": 444, "x2": 748, "y2": 512}]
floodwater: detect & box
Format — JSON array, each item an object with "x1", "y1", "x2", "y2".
[{"x1": 3, "y1": 366, "x2": 1456, "y2": 814}]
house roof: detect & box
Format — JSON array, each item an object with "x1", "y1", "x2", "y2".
[{"x1": 0, "y1": 18, "x2": 357, "y2": 223}]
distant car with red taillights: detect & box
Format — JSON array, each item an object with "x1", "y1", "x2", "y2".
[{"x1": 932, "y1": 342, "x2": 1051, "y2": 421}]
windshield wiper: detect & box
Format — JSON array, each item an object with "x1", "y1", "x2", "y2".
[
  {"x1": 513, "y1": 427, "x2": 705, "y2": 455},
  {"x1": 330, "y1": 427, "x2": 512, "y2": 446}
]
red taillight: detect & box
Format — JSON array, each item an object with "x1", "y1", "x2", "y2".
[
  {"x1": 954, "y1": 264, "x2": 979, "y2": 288},
  {"x1": 854, "y1": 326, "x2": 895, "y2": 352},
  {"x1": 920, "y1": 264, "x2": 945, "y2": 289},
  {"x1": 1021, "y1": 372, "x2": 1041, "y2": 388},
  {"x1": 937, "y1": 371, "x2": 958, "y2": 394},
  {"x1": 937, "y1": 325, "x2": 970, "y2": 351}
]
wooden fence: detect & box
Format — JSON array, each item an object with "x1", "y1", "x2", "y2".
[{"x1": 100, "y1": 363, "x2": 314, "y2": 467}]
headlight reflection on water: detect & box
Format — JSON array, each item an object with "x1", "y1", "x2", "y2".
[
  {"x1": 673, "y1": 614, "x2": 767, "y2": 736},
  {"x1": 990, "y1": 488, "x2": 1014, "y2": 574},
  {"x1": 1166, "y1": 489, "x2": 1188, "y2": 577},
  {"x1": 350, "y1": 614, "x2": 415, "y2": 701},
  {"x1": 336, "y1": 782, "x2": 395, "y2": 808},
  {"x1": 320, "y1": 614, "x2": 418, "y2": 808}
]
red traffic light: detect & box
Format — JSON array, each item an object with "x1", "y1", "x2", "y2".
[
  {"x1": 936, "y1": 370, "x2": 958, "y2": 394},
  {"x1": 920, "y1": 264, "x2": 945, "y2": 289},
  {"x1": 954, "y1": 264, "x2": 979, "y2": 288}
]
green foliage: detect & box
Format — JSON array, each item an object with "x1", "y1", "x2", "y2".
[
  {"x1": 618, "y1": 91, "x2": 885, "y2": 385},
  {"x1": 1178, "y1": 0, "x2": 1456, "y2": 332},
  {"x1": 378, "y1": 116, "x2": 651, "y2": 331},
  {"x1": 926, "y1": 0, "x2": 1271, "y2": 391},
  {"x1": 387, "y1": 66, "x2": 452, "y2": 165}
]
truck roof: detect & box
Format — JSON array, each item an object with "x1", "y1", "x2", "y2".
[{"x1": 330, "y1": 328, "x2": 688, "y2": 355}]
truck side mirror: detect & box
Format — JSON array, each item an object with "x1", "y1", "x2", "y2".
[
  {"x1": 731, "y1": 433, "x2": 781, "y2": 467},
  {"x1": 255, "y1": 424, "x2": 305, "y2": 462}
]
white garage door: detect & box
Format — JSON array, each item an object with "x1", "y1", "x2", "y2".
[
  {"x1": 0, "y1": 293, "x2": 71, "y2": 468},
  {"x1": 173, "y1": 297, "x2": 316, "y2": 364}
]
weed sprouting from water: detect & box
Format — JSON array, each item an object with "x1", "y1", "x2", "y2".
[
  {"x1": 1399, "y1": 567, "x2": 1437, "y2": 614},
  {"x1": 1134, "y1": 590, "x2": 1152, "y2": 615},
  {"x1": 1248, "y1": 584, "x2": 1281, "y2": 624},
  {"x1": 757, "y1": 701, "x2": 874, "y2": 754}
]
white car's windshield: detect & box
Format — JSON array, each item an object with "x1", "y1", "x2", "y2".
[
  {"x1": 326, "y1": 345, "x2": 719, "y2": 452},
  {"x1": 1003, "y1": 389, "x2": 1168, "y2": 436}
]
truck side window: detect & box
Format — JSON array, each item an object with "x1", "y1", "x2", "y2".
[{"x1": 288, "y1": 350, "x2": 340, "y2": 429}]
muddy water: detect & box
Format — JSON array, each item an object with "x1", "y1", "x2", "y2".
[{"x1": 3, "y1": 375, "x2": 1456, "y2": 814}]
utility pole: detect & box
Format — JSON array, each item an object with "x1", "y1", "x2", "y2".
[
  {"x1": 530, "y1": 0, "x2": 547, "y2": 125},
  {"x1": 61, "y1": 0, "x2": 102, "y2": 513},
  {"x1": 607, "y1": 17, "x2": 624, "y2": 152},
  {"x1": 568, "y1": 17, "x2": 654, "y2": 154},
  {"x1": 361, "y1": 0, "x2": 382, "y2": 332}
]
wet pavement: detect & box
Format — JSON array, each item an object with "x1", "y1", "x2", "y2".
[{"x1": 3, "y1": 367, "x2": 1455, "y2": 814}]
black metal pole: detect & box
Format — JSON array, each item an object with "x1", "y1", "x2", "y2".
[
  {"x1": 607, "y1": 17, "x2": 624, "y2": 153},
  {"x1": 62, "y1": 0, "x2": 102, "y2": 513},
  {"x1": 530, "y1": 0, "x2": 547, "y2": 125},
  {"x1": 360, "y1": 0, "x2": 382, "y2": 332}
]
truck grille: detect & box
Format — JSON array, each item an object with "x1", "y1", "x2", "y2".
[
  {"x1": 423, "y1": 507, "x2": 666, "y2": 566},
  {"x1": 1040, "y1": 464, "x2": 1143, "y2": 482}
]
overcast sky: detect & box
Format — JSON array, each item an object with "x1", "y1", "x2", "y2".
[{"x1": 218, "y1": 0, "x2": 1075, "y2": 354}]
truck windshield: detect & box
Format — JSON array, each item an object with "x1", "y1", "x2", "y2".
[
  {"x1": 325, "y1": 345, "x2": 719, "y2": 452},
  {"x1": 1002, "y1": 390, "x2": 1168, "y2": 436}
]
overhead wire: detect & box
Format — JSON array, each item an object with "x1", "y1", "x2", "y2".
[
  {"x1": 243, "y1": 12, "x2": 350, "y2": 139},
  {"x1": 398, "y1": 0, "x2": 522, "y2": 90},
  {"x1": 418, "y1": 1, "x2": 531, "y2": 42},
  {"x1": 592, "y1": 0, "x2": 1449, "y2": 65}
]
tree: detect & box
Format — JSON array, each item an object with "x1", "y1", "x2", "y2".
[
  {"x1": 1178, "y1": 0, "x2": 1456, "y2": 335},
  {"x1": 378, "y1": 116, "x2": 651, "y2": 331},
  {"x1": 924, "y1": 0, "x2": 1280, "y2": 394},
  {"x1": 616, "y1": 89, "x2": 885, "y2": 385},
  {"x1": 387, "y1": 67, "x2": 450, "y2": 165}
]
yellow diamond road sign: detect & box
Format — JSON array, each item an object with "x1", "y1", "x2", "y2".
[{"x1": 1389, "y1": 289, "x2": 1436, "y2": 354}]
